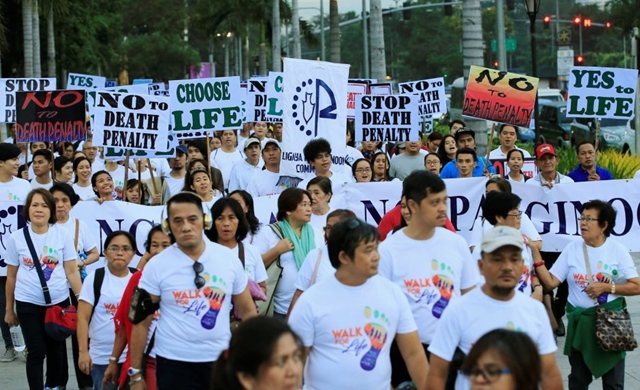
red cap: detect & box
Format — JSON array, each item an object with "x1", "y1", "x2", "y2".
[{"x1": 535, "y1": 143, "x2": 557, "y2": 159}]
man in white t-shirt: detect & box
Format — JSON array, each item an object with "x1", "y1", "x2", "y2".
[
  {"x1": 426, "y1": 226, "x2": 562, "y2": 390},
  {"x1": 129, "y1": 192, "x2": 257, "y2": 390},
  {"x1": 488, "y1": 124, "x2": 532, "y2": 160},
  {"x1": 378, "y1": 170, "x2": 479, "y2": 388},
  {"x1": 297, "y1": 138, "x2": 352, "y2": 192},
  {"x1": 210, "y1": 130, "x2": 244, "y2": 190},
  {"x1": 164, "y1": 145, "x2": 188, "y2": 197},
  {"x1": 289, "y1": 218, "x2": 429, "y2": 390},
  {"x1": 228, "y1": 138, "x2": 264, "y2": 192},
  {"x1": 247, "y1": 139, "x2": 301, "y2": 197},
  {"x1": 30, "y1": 149, "x2": 54, "y2": 189},
  {"x1": 0, "y1": 143, "x2": 32, "y2": 362}
]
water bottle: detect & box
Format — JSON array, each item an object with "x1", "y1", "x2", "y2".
[
  {"x1": 79, "y1": 253, "x2": 88, "y2": 281},
  {"x1": 10, "y1": 326, "x2": 25, "y2": 352},
  {"x1": 612, "y1": 269, "x2": 627, "y2": 285}
]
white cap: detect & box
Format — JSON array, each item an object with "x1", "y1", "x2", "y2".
[
  {"x1": 261, "y1": 138, "x2": 281, "y2": 149},
  {"x1": 481, "y1": 226, "x2": 524, "y2": 253},
  {"x1": 244, "y1": 138, "x2": 261, "y2": 150}
]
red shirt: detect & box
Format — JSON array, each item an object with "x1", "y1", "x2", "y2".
[{"x1": 377, "y1": 204, "x2": 456, "y2": 241}]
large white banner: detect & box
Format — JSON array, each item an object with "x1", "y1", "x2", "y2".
[
  {"x1": 282, "y1": 58, "x2": 349, "y2": 178},
  {"x1": 0, "y1": 78, "x2": 57, "y2": 123}
]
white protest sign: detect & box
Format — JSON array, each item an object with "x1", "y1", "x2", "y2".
[
  {"x1": 282, "y1": 58, "x2": 349, "y2": 178},
  {"x1": 0, "y1": 78, "x2": 57, "y2": 123},
  {"x1": 566, "y1": 67, "x2": 638, "y2": 119},
  {"x1": 347, "y1": 82, "x2": 368, "y2": 120},
  {"x1": 104, "y1": 132, "x2": 178, "y2": 158},
  {"x1": 369, "y1": 83, "x2": 392, "y2": 95},
  {"x1": 92, "y1": 91, "x2": 170, "y2": 152},
  {"x1": 87, "y1": 85, "x2": 150, "y2": 130},
  {"x1": 149, "y1": 82, "x2": 169, "y2": 96},
  {"x1": 240, "y1": 81, "x2": 247, "y2": 124},
  {"x1": 398, "y1": 77, "x2": 447, "y2": 116},
  {"x1": 169, "y1": 76, "x2": 243, "y2": 139},
  {"x1": 246, "y1": 77, "x2": 282, "y2": 123},
  {"x1": 354, "y1": 94, "x2": 420, "y2": 142},
  {"x1": 265, "y1": 72, "x2": 284, "y2": 121},
  {"x1": 66, "y1": 73, "x2": 107, "y2": 90}
]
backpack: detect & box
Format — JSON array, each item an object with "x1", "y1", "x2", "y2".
[{"x1": 90, "y1": 267, "x2": 139, "y2": 322}]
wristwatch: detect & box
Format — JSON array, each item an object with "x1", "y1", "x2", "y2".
[{"x1": 128, "y1": 367, "x2": 142, "y2": 377}]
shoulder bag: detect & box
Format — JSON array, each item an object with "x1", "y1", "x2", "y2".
[
  {"x1": 24, "y1": 228, "x2": 77, "y2": 342},
  {"x1": 256, "y1": 223, "x2": 284, "y2": 317},
  {"x1": 583, "y1": 243, "x2": 637, "y2": 352}
]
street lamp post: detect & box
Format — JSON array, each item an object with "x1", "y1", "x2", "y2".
[{"x1": 524, "y1": 0, "x2": 541, "y2": 142}]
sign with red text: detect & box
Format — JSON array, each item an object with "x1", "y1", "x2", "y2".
[
  {"x1": 0, "y1": 78, "x2": 57, "y2": 123},
  {"x1": 15, "y1": 90, "x2": 86, "y2": 142},
  {"x1": 347, "y1": 82, "x2": 368, "y2": 119}
]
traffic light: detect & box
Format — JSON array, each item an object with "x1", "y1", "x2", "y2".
[
  {"x1": 575, "y1": 55, "x2": 584, "y2": 65},
  {"x1": 606, "y1": 21, "x2": 611, "y2": 28},
  {"x1": 493, "y1": 61, "x2": 499, "y2": 69},
  {"x1": 583, "y1": 18, "x2": 592, "y2": 27},
  {"x1": 403, "y1": 1, "x2": 411, "y2": 20},
  {"x1": 444, "y1": 1, "x2": 452, "y2": 17},
  {"x1": 543, "y1": 15, "x2": 551, "y2": 29},
  {"x1": 573, "y1": 16, "x2": 581, "y2": 29}
]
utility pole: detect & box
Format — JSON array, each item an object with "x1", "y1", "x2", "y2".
[
  {"x1": 320, "y1": 0, "x2": 325, "y2": 60},
  {"x1": 495, "y1": 0, "x2": 507, "y2": 71},
  {"x1": 362, "y1": 0, "x2": 369, "y2": 78}
]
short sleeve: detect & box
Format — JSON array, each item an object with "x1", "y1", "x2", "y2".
[
  {"x1": 460, "y1": 243, "x2": 481, "y2": 289},
  {"x1": 78, "y1": 271, "x2": 96, "y2": 306},
  {"x1": 439, "y1": 161, "x2": 456, "y2": 179},
  {"x1": 427, "y1": 302, "x2": 462, "y2": 361},
  {"x1": 4, "y1": 234, "x2": 19, "y2": 266},
  {"x1": 231, "y1": 255, "x2": 249, "y2": 295},
  {"x1": 615, "y1": 243, "x2": 639, "y2": 280},
  {"x1": 254, "y1": 226, "x2": 277, "y2": 255},
  {"x1": 249, "y1": 246, "x2": 268, "y2": 283},
  {"x1": 228, "y1": 164, "x2": 241, "y2": 192},
  {"x1": 62, "y1": 232, "x2": 78, "y2": 262},
  {"x1": 293, "y1": 249, "x2": 319, "y2": 291},
  {"x1": 532, "y1": 302, "x2": 557, "y2": 355},
  {"x1": 288, "y1": 295, "x2": 315, "y2": 347},
  {"x1": 79, "y1": 220, "x2": 97, "y2": 251},
  {"x1": 389, "y1": 160, "x2": 398, "y2": 178},
  {"x1": 376, "y1": 243, "x2": 393, "y2": 281},
  {"x1": 549, "y1": 246, "x2": 571, "y2": 283},
  {"x1": 138, "y1": 258, "x2": 161, "y2": 296},
  {"x1": 393, "y1": 284, "x2": 418, "y2": 334}
]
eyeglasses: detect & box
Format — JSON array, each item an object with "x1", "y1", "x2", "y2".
[
  {"x1": 425, "y1": 160, "x2": 440, "y2": 166},
  {"x1": 460, "y1": 367, "x2": 511, "y2": 382},
  {"x1": 355, "y1": 168, "x2": 371, "y2": 173},
  {"x1": 578, "y1": 216, "x2": 599, "y2": 223},
  {"x1": 507, "y1": 211, "x2": 523, "y2": 218},
  {"x1": 106, "y1": 246, "x2": 134, "y2": 253},
  {"x1": 193, "y1": 261, "x2": 205, "y2": 289}
]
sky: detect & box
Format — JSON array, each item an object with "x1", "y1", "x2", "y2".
[{"x1": 297, "y1": 0, "x2": 398, "y2": 20}]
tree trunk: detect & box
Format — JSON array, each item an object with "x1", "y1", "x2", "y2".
[
  {"x1": 259, "y1": 43, "x2": 267, "y2": 75},
  {"x1": 22, "y1": 0, "x2": 34, "y2": 77},
  {"x1": 46, "y1": 2, "x2": 56, "y2": 78},
  {"x1": 370, "y1": 0, "x2": 386, "y2": 82},
  {"x1": 32, "y1": 0, "x2": 42, "y2": 78},
  {"x1": 271, "y1": 0, "x2": 281, "y2": 71},
  {"x1": 329, "y1": 0, "x2": 340, "y2": 62},
  {"x1": 243, "y1": 32, "x2": 250, "y2": 80},
  {"x1": 291, "y1": 0, "x2": 301, "y2": 58}
]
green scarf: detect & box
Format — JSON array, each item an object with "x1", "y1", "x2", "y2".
[
  {"x1": 278, "y1": 219, "x2": 316, "y2": 270},
  {"x1": 565, "y1": 298, "x2": 626, "y2": 378}
]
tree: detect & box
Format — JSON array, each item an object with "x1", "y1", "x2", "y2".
[
  {"x1": 45, "y1": 2, "x2": 54, "y2": 77},
  {"x1": 329, "y1": 0, "x2": 340, "y2": 62},
  {"x1": 32, "y1": 0, "x2": 41, "y2": 77},
  {"x1": 370, "y1": 0, "x2": 386, "y2": 82},
  {"x1": 22, "y1": 0, "x2": 33, "y2": 77},
  {"x1": 291, "y1": 0, "x2": 301, "y2": 58}
]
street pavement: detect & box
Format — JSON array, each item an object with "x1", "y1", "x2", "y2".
[{"x1": 1, "y1": 254, "x2": 640, "y2": 389}]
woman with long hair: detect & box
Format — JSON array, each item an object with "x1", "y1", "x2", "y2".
[
  {"x1": 229, "y1": 190, "x2": 262, "y2": 245},
  {"x1": 352, "y1": 158, "x2": 372, "y2": 183},
  {"x1": 437, "y1": 134, "x2": 457, "y2": 166},
  {"x1": 371, "y1": 152, "x2": 395, "y2": 182},
  {"x1": 72, "y1": 157, "x2": 94, "y2": 200},
  {"x1": 183, "y1": 168, "x2": 222, "y2": 210}
]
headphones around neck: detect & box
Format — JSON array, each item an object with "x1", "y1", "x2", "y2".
[{"x1": 161, "y1": 192, "x2": 213, "y2": 235}]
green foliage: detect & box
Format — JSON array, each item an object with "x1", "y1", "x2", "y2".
[
  {"x1": 597, "y1": 149, "x2": 640, "y2": 179},
  {"x1": 556, "y1": 147, "x2": 579, "y2": 176},
  {"x1": 123, "y1": 33, "x2": 200, "y2": 81}
]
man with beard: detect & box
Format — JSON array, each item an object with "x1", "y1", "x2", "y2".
[
  {"x1": 426, "y1": 226, "x2": 562, "y2": 390},
  {"x1": 567, "y1": 141, "x2": 612, "y2": 182},
  {"x1": 228, "y1": 138, "x2": 264, "y2": 192}
]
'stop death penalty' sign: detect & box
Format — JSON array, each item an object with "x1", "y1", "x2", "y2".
[
  {"x1": 0, "y1": 78, "x2": 57, "y2": 123},
  {"x1": 566, "y1": 66, "x2": 638, "y2": 119},
  {"x1": 463, "y1": 66, "x2": 539, "y2": 127},
  {"x1": 92, "y1": 91, "x2": 170, "y2": 153},
  {"x1": 354, "y1": 94, "x2": 420, "y2": 142}
]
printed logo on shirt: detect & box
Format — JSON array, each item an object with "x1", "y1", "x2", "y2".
[
  {"x1": 103, "y1": 302, "x2": 119, "y2": 316},
  {"x1": 40, "y1": 246, "x2": 60, "y2": 281},
  {"x1": 517, "y1": 265, "x2": 532, "y2": 293},
  {"x1": 334, "y1": 306, "x2": 391, "y2": 372},
  {"x1": 112, "y1": 179, "x2": 124, "y2": 201},
  {"x1": 6, "y1": 193, "x2": 23, "y2": 201},
  {"x1": 575, "y1": 262, "x2": 615, "y2": 304},
  {"x1": 506, "y1": 321, "x2": 524, "y2": 332},
  {"x1": 176, "y1": 272, "x2": 228, "y2": 330},
  {"x1": 402, "y1": 259, "x2": 455, "y2": 319}
]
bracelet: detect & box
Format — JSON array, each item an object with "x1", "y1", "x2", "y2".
[
  {"x1": 129, "y1": 375, "x2": 144, "y2": 386},
  {"x1": 75, "y1": 293, "x2": 80, "y2": 297},
  {"x1": 611, "y1": 282, "x2": 616, "y2": 295},
  {"x1": 532, "y1": 284, "x2": 543, "y2": 290},
  {"x1": 109, "y1": 356, "x2": 117, "y2": 362},
  {"x1": 533, "y1": 261, "x2": 545, "y2": 268}
]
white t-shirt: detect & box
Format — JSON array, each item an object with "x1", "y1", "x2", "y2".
[
  {"x1": 469, "y1": 212, "x2": 541, "y2": 250},
  {"x1": 30, "y1": 178, "x2": 53, "y2": 190},
  {"x1": 471, "y1": 235, "x2": 534, "y2": 294},
  {"x1": 228, "y1": 160, "x2": 264, "y2": 192},
  {"x1": 550, "y1": 239, "x2": 639, "y2": 309},
  {"x1": 202, "y1": 194, "x2": 223, "y2": 213},
  {"x1": 56, "y1": 217, "x2": 100, "y2": 274},
  {"x1": 231, "y1": 242, "x2": 268, "y2": 283},
  {"x1": 0, "y1": 177, "x2": 31, "y2": 202},
  {"x1": 289, "y1": 275, "x2": 417, "y2": 390},
  {"x1": 164, "y1": 175, "x2": 185, "y2": 198},
  {"x1": 210, "y1": 149, "x2": 244, "y2": 189},
  {"x1": 488, "y1": 146, "x2": 531, "y2": 159},
  {"x1": 138, "y1": 241, "x2": 248, "y2": 362},
  {"x1": 428, "y1": 288, "x2": 557, "y2": 390},
  {"x1": 377, "y1": 228, "x2": 481, "y2": 344},
  {"x1": 294, "y1": 246, "x2": 334, "y2": 292},
  {"x1": 297, "y1": 171, "x2": 353, "y2": 195},
  {"x1": 345, "y1": 145, "x2": 364, "y2": 167},
  {"x1": 246, "y1": 170, "x2": 288, "y2": 197},
  {"x1": 73, "y1": 183, "x2": 96, "y2": 201},
  {"x1": 148, "y1": 158, "x2": 171, "y2": 178},
  {"x1": 254, "y1": 225, "x2": 324, "y2": 315},
  {"x1": 309, "y1": 207, "x2": 332, "y2": 232},
  {"x1": 79, "y1": 267, "x2": 134, "y2": 364},
  {"x1": 5, "y1": 224, "x2": 77, "y2": 305}
]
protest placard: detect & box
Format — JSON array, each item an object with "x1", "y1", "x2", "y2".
[
  {"x1": 66, "y1": 73, "x2": 107, "y2": 90},
  {"x1": 282, "y1": 58, "x2": 349, "y2": 177},
  {"x1": 169, "y1": 76, "x2": 243, "y2": 139},
  {"x1": 0, "y1": 78, "x2": 57, "y2": 123},
  {"x1": 463, "y1": 65, "x2": 539, "y2": 127},
  {"x1": 489, "y1": 157, "x2": 537, "y2": 178},
  {"x1": 566, "y1": 66, "x2": 638, "y2": 119},
  {"x1": 369, "y1": 82, "x2": 392, "y2": 95},
  {"x1": 87, "y1": 85, "x2": 150, "y2": 129},
  {"x1": 354, "y1": 94, "x2": 420, "y2": 142},
  {"x1": 92, "y1": 91, "x2": 170, "y2": 152},
  {"x1": 149, "y1": 82, "x2": 170, "y2": 96},
  {"x1": 15, "y1": 90, "x2": 86, "y2": 143},
  {"x1": 347, "y1": 82, "x2": 368, "y2": 120},
  {"x1": 398, "y1": 77, "x2": 447, "y2": 116},
  {"x1": 266, "y1": 72, "x2": 284, "y2": 121},
  {"x1": 133, "y1": 79, "x2": 153, "y2": 85},
  {"x1": 246, "y1": 76, "x2": 282, "y2": 123}
]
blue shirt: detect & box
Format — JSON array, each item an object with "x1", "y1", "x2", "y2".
[
  {"x1": 567, "y1": 165, "x2": 613, "y2": 182},
  {"x1": 440, "y1": 156, "x2": 496, "y2": 178}
]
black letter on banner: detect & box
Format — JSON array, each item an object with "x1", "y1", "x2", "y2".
[
  {"x1": 448, "y1": 196, "x2": 470, "y2": 232},
  {"x1": 525, "y1": 202, "x2": 551, "y2": 235},
  {"x1": 608, "y1": 198, "x2": 632, "y2": 236}
]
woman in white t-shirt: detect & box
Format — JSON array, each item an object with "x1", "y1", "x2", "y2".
[
  {"x1": 504, "y1": 149, "x2": 531, "y2": 182},
  {"x1": 306, "y1": 176, "x2": 333, "y2": 232},
  {"x1": 229, "y1": 190, "x2": 262, "y2": 245},
  {"x1": 534, "y1": 200, "x2": 640, "y2": 389},
  {"x1": 184, "y1": 168, "x2": 222, "y2": 211},
  {"x1": 77, "y1": 231, "x2": 138, "y2": 390},
  {"x1": 91, "y1": 170, "x2": 116, "y2": 203},
  {"x1": 73, "y1": 157, "x2": 95, "y2": 201},
  {"x1": 4, "y1": 188, "x2": 82, "y2": 390}
]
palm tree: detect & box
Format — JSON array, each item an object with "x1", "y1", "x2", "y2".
[
  {"x1": 271, "y1": 0, "x2": 281, "y2": 71},
  {"x1": 370, "y1": 0, "x2": 385, "y2": 82},
  {"x1": 45, "y1": 2, "x2": 55, "y2": 77},
  {"x1": 291, "y1": 0, "x2": 301, "y2": 58},
  {"x1": 22, "y1": 0, "x2": 34, "y2": 77},
  {"x1": 32, "y1": 0, "x2": 41, "y2": 77},
  {"x1": 329, "y1": 0, "x2": 340, "y2": 62}
]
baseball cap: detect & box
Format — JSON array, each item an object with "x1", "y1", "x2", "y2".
[
  {"x1": 262, "y1": 138, "x2": 281, "y2": 150},
  {"x1": 454, "y1": 127, "x2": 475, "y2": 142},
  {"x1": 0, "y1": 144, "x2": 21, "y2": 161},
  {"x1": 244, "y1": 138, "x2": 261, "y2": 150},
  {"x1": 535, "y1": 143, "x2": 556, "y2": 160},
  {"x1": 481, "y1": 226, "x2": 524, "y2": 253},
  {"x1": 176, "y1": 144, "x2": 188, "y2": 155}
]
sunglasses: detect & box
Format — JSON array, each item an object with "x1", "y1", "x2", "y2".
[{"x1": 193, "y1": 261, "x2": 205, "y2": 289}]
